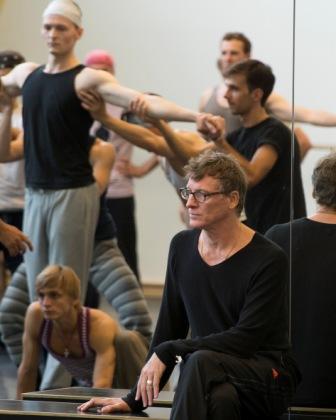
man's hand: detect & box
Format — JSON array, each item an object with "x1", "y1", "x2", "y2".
[
  {"x1": 129, "y1": 94, "x2": 150, "y2": 120},
  {"x1": 78, "y1": 90, "x2": 107, "y2": 122},
  {"x1": 135, "y1": 352, "x2": 166, "y2": 407},
  {"x1": 77, "y1": 397, "x2": 130, "y2": 415},
  {"x1": 197, "y1": 113, "x2": 226, "y2": 141},
  {"x1": 0, "y1": 219, "x2": 33, "y2": 256}
]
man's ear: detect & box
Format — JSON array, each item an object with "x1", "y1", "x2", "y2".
[
  {"x1": 229, "y1": 191, "x2": 240, "y2": 210},
  {"x1": 251, "y1": 87, "x2": 263, "y2": 103},
  {"x1": 76, "y1": 26, "x2": 84, "y2": 40},
  {"x1": 73, "y1": 299, "x2": 81, "y2": 311}
]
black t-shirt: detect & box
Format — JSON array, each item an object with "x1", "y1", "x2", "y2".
[
  {"x1": 227, "y1": 117, "x2": 306, "y2": 233},
  {"x1": 22, "y1": 65, "x2": 94, "y2": 189},
  {"x1": 124, "y1": 228, "x2": 292, "y2": 411},
  {"x1": 266, "y1": 218, "x2": 336, "y2": 407}
]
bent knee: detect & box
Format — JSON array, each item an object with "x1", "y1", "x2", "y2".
[{"x1": 185, "y1": 350, "x2": 219, "y2": 368}]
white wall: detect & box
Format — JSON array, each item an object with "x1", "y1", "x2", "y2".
[{"x1": 1, "y1": 0, "x2": 335, "y2": 283}]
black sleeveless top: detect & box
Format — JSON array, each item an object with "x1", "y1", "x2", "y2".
[{"x1": 22, "y1": 65, "x2": 94, "y2": 189}]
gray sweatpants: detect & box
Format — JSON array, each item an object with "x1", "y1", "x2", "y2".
[{"x1": 23, "y1": 183, "x2": 100, "y2": 302}]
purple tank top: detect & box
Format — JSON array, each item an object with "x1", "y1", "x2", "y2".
[{"x1": 41, "y1": 307, "x2": 96, "y2": 386}]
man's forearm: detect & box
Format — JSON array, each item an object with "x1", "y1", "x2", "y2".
[
  {"x1": 268, "y1": 95, "x2": 336, "y2": 126},
  {"x1": 156, "y1": 120, "x2": 205, "y2": 164},
  {"x1": 98, "y1": 113, "x2": 164, "y2": 155},
  {"x1": 16, "y1": 365, "x2": 38, "y2": 399},
  {"x1": 294, "y1": 107, "x2": 336, "y2": 126},
  {"x1": 99, "y1": 82, "x2": 199, "y2": 123},
  {"x1": 145, "y1": 96, "x2": 199, "y2": 122},
  {"x1": 216, "y1": 138, "x2": 252, "y2": 177},
  {"x1": 0, "y1": 105, "x2": 13, "y2": 161}
]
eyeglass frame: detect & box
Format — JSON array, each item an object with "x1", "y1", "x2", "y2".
[{"x1": 179, "y1": 187, "x2": 226, "y2": 203}]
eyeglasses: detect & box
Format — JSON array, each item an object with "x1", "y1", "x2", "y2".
[{"x1": 180, "y1": 187, "x2": 224, "y2": 203}]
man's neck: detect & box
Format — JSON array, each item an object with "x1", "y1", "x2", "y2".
[
  {"x1": 200, "y1": 219, "x2": 255, "y2": 265},
  {"x1": 54, "y1": 307, "x2": 80, "y2": 333},
  {"x1": 45, "y1": 53, "x2": 80, "y2": 74},
  {"x1": 309, "y1": 206, "x2": 336, "y2": 224},
  {"x1": 241, "y1": 106, "x2": 269, "y2": 128}
]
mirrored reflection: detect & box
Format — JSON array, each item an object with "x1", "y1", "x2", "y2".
[
  {"x1": 273, "y1": 0, "x2": 336, "y2": 414},
  {"x1": 0, "y1": 1, "x2": 320, "y2": 418}
]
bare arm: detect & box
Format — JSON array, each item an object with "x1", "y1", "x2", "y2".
[
  {"x1": 89, "y1": 139, "x2": 115, "y2": 194},
  {"x1": 154, "y1": 120, "x2": 211, "y2": 165},
  {"x1": 294, "y1": 126, "x2": 312, "y2": 161},
  {"x1": 76, "y1": 68, "x2": 200, "y2": 122},
  {"x1": 16, "y1": 303, "x2": 42, "y2": 399},
  {"x1": 267, "y1": 92, "x2": 336, "y2": 126},
  {"x1": 0, "y1": 102, "x2": 24, "y2": 162},
  {"x1": 199, "y1": 87, "x2": 213, "y2": 112},
  {"x1": 118, "y1": 154, "x2": 159, "y2": 178},
  {"x1": 90, "y1": 311, "x2": 119, "y2": 388},
  {"x1": 79, "y1": 90, "x2": 175, "y2": 158},
  {"x1": 0, "y1": 62, "x2": 38, "y2": 98},
  {"x1": 197, "y1": 114, "x2": 278, "y2": 187},
  {"x1": 217, "y1": 138, "x2": 278, "y2": 187}
]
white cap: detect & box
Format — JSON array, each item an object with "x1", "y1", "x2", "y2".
[{"x1": 43, "y1": 0, "x2": 82, "y2": 27}]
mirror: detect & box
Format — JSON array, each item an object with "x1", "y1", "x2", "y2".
[
  {"x1": 1, "y1": 2, "x2": 318, "y2": 415},
  {"x1": 289, "y1": 0, "x2": 336, "y2": 411},
  {"x1": 0, "y1": 0, "x2": 295, "y2": 284}
]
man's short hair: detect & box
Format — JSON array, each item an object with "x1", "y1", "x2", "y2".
[
  {"x1": 222, "y1": 32, "x2": 252, "y2": 55},
  {"x1": 184, "y1": 150, "x2": 247, "y2": 215},
  {"x1": 223, "y1": 59, "x2": 275, "y2": 106},
  {"x1": 312, "y1": 152, "x2": 336, "y2": 210},
  {"x1": 36, "y1": 265, "x2": 80, "y2": 301}
]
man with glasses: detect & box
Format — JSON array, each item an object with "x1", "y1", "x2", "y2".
[{"x1": 78, "y1": 149, "x2": 300, "y2": 420}]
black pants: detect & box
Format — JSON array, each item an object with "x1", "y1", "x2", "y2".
[
  {"x1": 106, "y1": 196, "x2": 139, "y2": 281},
  {"x1": 171, "y1": 350, "x2": 298, "y2": 420},
  {"x1": 0, "y1": 210, "x2": 24, "y2": 273}
]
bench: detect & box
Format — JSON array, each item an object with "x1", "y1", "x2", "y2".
[
  {"x1": 0, "y1": 399, "x2": 171, "y2": 419},
  {"x1": 22, "y1": 386, "x2": 174, "y2": 407},
  {"x1": 22, "y1": 388, "x2": 336, "y2": 419}
]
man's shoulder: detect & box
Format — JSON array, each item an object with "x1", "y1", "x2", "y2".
[
  {"x1": 88, "y1": 307, "x2": 116, "y2": 329},
  {"x1": 25, "y1": 302, "x2": 44, "y2": 336},
  {"x1": 75, "y1": 66, "x2": 118, "y2": 91},
  {"x1": 247, "y1": 117, "x2": 291, "y2": 150},
  {"x1": 2, "y1": 62, "x2": 39, "y2": 92},
  {"x1": 251, "y1": 232, "x2": 288, "y2": 263},
  {"x1": 199, "y1": 86, "x2": 216, "y2": 111},
  {"x1": 252, "y1": 117, "x2": 289, "y2": 134},
  {"x1": 27, "y1": 301, "x2": 43, "y2": 316},
  {"x1": 171, "y1": 228, "x2": 199, "y2": 246},
  {"x1": 167, "y1": 229, "x2": 200, "y2": 261},
  {"x1": 266, "y1": 218, "x2": 312, "y2": 242}
]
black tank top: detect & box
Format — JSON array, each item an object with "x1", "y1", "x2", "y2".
[{"x1": 22, "y1": 65, "x2": 94, "y2": 189}]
